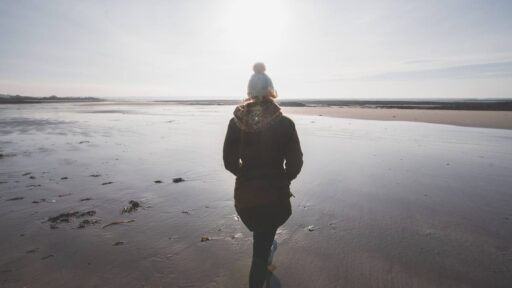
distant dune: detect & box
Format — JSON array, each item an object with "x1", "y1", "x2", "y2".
[{"x1": 0, "y1": 94, "x2": 103, "y2": 104}]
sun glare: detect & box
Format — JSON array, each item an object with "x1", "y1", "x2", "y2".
[{"x1": 220, "y1": 0, "x2": 289, "y2": 61}]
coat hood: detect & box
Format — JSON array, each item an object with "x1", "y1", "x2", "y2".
[{"x1": 233, "y1": 97, "x2": 282, "y2": 132}]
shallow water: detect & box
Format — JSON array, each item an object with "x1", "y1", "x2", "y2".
[{"x1": 0, "y1": 102, "x2": 511, "y2": 287}]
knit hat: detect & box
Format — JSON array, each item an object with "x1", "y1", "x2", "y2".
[{"x1": 247, "y1": 63, "x2": 275, "y2": 97}]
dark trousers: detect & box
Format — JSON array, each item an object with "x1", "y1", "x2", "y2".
[{"x1": 249, "y1": 227, "x2": 278, "y2": 288}]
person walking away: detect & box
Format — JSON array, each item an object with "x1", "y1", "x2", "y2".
[{"x1": 223, "y1": 63, "x2": 303, "y2": 288}]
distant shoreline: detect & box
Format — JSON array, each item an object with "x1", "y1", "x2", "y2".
[
  {"x1": 2, "y1": 94, "x2": 512, "y2": 110},
  {"x1": 82, "y1": 99, "x2": 512, "y2": 129},
  {"x1": 154, "y1": 99, "x2": 512, "y2": 111},
  {"x1": 0, "y1": 94, "x2": 103, "y2": 104},
  {"x1": 83, "y1": 99, "x2": 512, "y2": 129}
]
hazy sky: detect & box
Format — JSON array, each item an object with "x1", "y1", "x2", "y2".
[{"x1": 1, "y1": 0, "x2": 512, "y2": 99}]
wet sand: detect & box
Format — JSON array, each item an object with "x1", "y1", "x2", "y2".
[
  {"x1": 284, "y1": 106, "x2": 512, "y2": 129},
  {"x1": 1, "y1": 102, "x2": 511, "y2": 287}
]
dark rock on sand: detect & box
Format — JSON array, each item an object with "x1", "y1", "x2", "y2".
[
  {"x1": 173, "y1": 177, "x2": 185, "y2": 183},
  {"x1": 60, "y1": 177, "x2": 68, "y2": 180},
  {"x1": 0, "y1": 152, "x2": 17, "y2": 158},
  {"x1": 6, "y1": 197, "x2": 24, "y2": 201},
  {"x1": 77, "y1": 219, "x2": 101, "y2": 229},
  {"x1": 22, "y1": 172, "x2": 31, "y2": 176},
  {"x1": 29, "y1": 176, "x2": 36, "y2": 179},
  {"x1": 41, "y1": 254, "x2": 54, "y2": 260},
  {"x1": 154, "y1": 180, "x2": 163, "y2": 184},
  {"x1": 47, "y1": 210, "x2": 96, "y2": 223},
  {"x1": 26, "y1": 248, "x2": 39, "y2": 254},
  {"x1": 33, "y1": 198, "x2": 48, "y2": 204},
  {"x1": 32, "y1": 198, "x2": 52, "y2": 204},
  {"x1": 113, "y1": 241, "x2": 126, "y2": 246},
  {"x1": 79, "y1": 197, "x2": 92, "y2": 202},
  {"x1": 121, "y1": 200, "x2": 140, "y2": 214},
  {"x1": 101, "y1": 181, "x2": 113, "y2": 185},
  {"x1": 307, "y1": 225, "x2": 318, "y2": 232},
  {"x1": 89, "y1": 174, "x2": 101, "y2": 177}
]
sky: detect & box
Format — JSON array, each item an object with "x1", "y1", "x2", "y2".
[{"x1": 1, "y1": 0, "x2": 512, "y2": 99}]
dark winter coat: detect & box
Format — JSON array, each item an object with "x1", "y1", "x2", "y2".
[{"x1": 223, "y1": 98, "x2": 303, "y2": 232}]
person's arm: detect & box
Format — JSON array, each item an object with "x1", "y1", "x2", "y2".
[
  {"x1": 223, "y1": 118, "x2": 241, "y2": 176},
  {"x1": 284, "y1": 121, "x2": 303, "y2": 181}
]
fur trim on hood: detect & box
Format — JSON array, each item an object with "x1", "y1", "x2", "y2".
[{"x1": 233, "y1": 97, "x2": 282, "y2": 132}]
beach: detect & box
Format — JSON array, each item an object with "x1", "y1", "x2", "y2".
[
  {"x1": 284, "y1": 106, "x2": 512, "y2": 130},
  {"x1": 1, "y1": 102, "x2": 511, "y2": 287}
]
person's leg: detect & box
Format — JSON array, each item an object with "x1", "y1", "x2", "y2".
[{"x1": 249, "y1": 227, "x2": 278, "y2": 288}]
